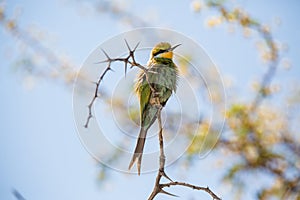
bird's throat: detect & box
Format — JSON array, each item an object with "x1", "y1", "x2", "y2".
[{"x1": 159, "y1": 51, "x2": 173, "y2": 59}]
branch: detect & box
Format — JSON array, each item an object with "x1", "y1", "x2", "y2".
[
  {"x1": 250, "y1": 25, "x2": 279, "y2": 110},
  {"x1": 84, "y1": 40, "x2": 148, "y2": 128},
  {"x1": 95, "y1": 1, "x2": 149, "y2": 27},
  {"x1": 161, "y1": 182, "x2": 221, "y2": 200},
  {"x1": 148, "y1": 107, "x2": 221, "y2": 200},
  {"x1": 209, "y1": 4, "x2": 280, "y2": 110},
  {"x1": 0, "y1": 5, "x2": 77, "y2": 84},
  {"x1": 12, "y1": 189, "x2": 26, "y2": 200}
]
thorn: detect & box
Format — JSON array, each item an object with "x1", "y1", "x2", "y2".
[
  {"x1": 137, "y1": 157, "x2": 141, "y2": 176},
  {"x1": 101, "y1": 48, "x2": 111, "y2": 60},
  {"x1": 94, "y1": 60, "x2": 109, "y2": 64},
  {"x1": 124, "y1": 62, "x2": 128, "y2": 78},
  {"x1": 161, "y1": 171, "x2": 173, "y2": 182},
  {"x1": 107, "y1": 67, "x2": 115, "y2": 72},
  {"x1": 160, "y1": 189, "x2": 179, "y2": 197},
  {"x1": 124, "y1": 39, "x2": 131, "y2": 51},
  {"x1": 133, "y1": 41, "x2": 140, "y2": 51}
]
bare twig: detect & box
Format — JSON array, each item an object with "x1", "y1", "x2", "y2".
[
  {"x1": 12, "y1": 189, "x2": 26, "y2": 200},
  {"x1": 95, "y1": 1, "x2": 149, "y2": 27},
  {"x1": 0, "y1": 8, "x2": 80, "y2": 85},
  {"x1": 84, "y1": 56, "x2": 113, "y2": 128},
  {"x1": 84, "y1": 40, "x2": 147, "y2": 128},
  {"x1": 84, "y1": 40, "x2": 162, "y2": 128},
  {"x1": 148, "y1": 106, "x2": 176, "y2": 200},
  {"x1": 84, "y1": 40, "x2": 155, "y2": 127},
  {"x1": 161, "y1": 182, "x2": 221, "y2": 200},
  {"x1": 148, "y1": 106, "x2": 221, "y2": 200},
  {"x1": 250, "y1": 26, "x2": 279, "y2": 110}
]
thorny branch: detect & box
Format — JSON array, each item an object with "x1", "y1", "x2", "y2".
[
  {"x1": 87, "y1": 41, "x2": 221, "y2": 199},
  {"x1": 85, "y1": 40, "x2": 160, "y2": 128},
  {"x1": 84, "y1": 40, "x2": 145, "y2": 128},
  {"x1": 148, "y1": 107, "x2": 221, "y2": 200}
]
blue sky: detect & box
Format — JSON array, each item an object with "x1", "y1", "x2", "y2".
[{"x1": 1, "y1": 0, "x2": 299, "y2": 200}]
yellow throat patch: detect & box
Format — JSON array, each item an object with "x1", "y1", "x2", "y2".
[{"x1": 159, "y1": 51, "x2": 173, "y2": 59}]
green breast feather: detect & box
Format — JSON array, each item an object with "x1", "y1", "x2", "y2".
[{"x1": 135, "y1": 59, "x2": 178, "y2": 125}]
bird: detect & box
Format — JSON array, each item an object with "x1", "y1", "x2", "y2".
[{"x1": 128, "y1": 42, "x2": 180, "y2": 175}]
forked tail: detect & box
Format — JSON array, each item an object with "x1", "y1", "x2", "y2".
[{"x1": 128, "y1": 128, "x2": 147, "y2": 175}]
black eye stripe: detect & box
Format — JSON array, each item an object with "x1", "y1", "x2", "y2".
[{"x1": 153, "y1": 49, "x2": 166, "y2": 57}]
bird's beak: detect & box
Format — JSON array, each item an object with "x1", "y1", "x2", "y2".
[{"x1": 169, "y1": 44, "x2": 181, "y2": 51}]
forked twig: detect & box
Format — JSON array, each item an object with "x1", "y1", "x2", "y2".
[
  {"x1": 148, "y1": 106, "x2": 221, "y2": 200},
  {"x1": 84, "y1": 40, "x2": 146, "y2": 128}
]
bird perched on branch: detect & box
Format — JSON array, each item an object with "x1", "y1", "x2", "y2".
[{"x1": 128, "y1": 42, "x2": 180, "y2": 175}]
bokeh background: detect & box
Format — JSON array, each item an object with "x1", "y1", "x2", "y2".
[{"x1": 1, "y1": 0, "x2": 299, "y2": 200}]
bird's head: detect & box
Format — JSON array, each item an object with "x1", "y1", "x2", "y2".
[{"x1": 150, "y1": 42, "x2": 181, "y2": 60}]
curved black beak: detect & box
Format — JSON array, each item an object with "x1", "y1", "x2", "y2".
[{"x1": 169, "y1": 44, "x2": 181, "y2": 52}]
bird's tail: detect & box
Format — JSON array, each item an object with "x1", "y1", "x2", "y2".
[{"x1": 128, "y1": 128, "x2": 147, "y2": 175}]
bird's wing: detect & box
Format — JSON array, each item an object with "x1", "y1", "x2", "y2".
[
  {"x1": 135, "y1": 70, "x2": 151, "y2": 118},
  {"x1": 134, "y1": 62, "x2": 178, "y2": 120}
]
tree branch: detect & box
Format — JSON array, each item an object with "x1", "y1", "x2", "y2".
[
  {"x1": 148, "y1": 107, "x2": 221, "y2": 200},
  {"x1": 12, "y1": 189, "x2": 26, "y2": 200},
  {"x1": 209, "y1": 3, "x2": 280, "y2": 110},
  {"x1": 84, "y1": 40, "x2": 147, "y2": 128},
  {"x1": 161, "y1": 182, "x2": 221, "y2": 200}
]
